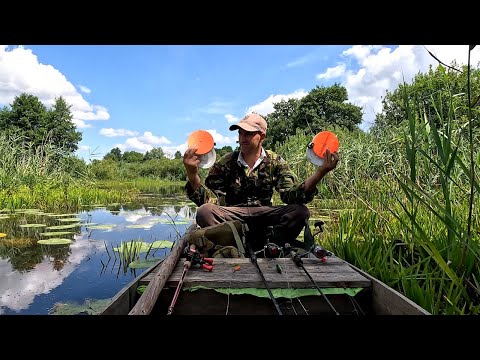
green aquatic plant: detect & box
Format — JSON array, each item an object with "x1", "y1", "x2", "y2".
[
  {"x1": 85, "y1": 224, "x2": 116, "y2": 230},
  {"x1": 37, "y1": 238, "x2": 72, "y2": 245},
  {"x1": 49, "y1": 298, "x2": 111, "y2": 315},
  {"x1": 19, "y1": 223, "x2": 47, "y2": 228},
  {"x1": 112, "y1": 241, "x2": 151, "y2": 253},
  {"x1": 40, "y1": 231, "x2": 74, "y2": 237},
  {"x1": 126, "y1": 224, "x2": 154, "y2": 229},
  {"x1": 46, "y1": 224, "x2": 81, "y2": 230},
  {"x1": 57, "y1": 218, "x2": 83, "y2": 222},
  {"x1": 150, "y1": 240, "x2": 174, "y2": 249},
  {"x1": 47, "y1": 213, "x2": 79, "y2": 217},
  {"x1": 128, "y1": 258, "x2": 162, "y2": 269}
]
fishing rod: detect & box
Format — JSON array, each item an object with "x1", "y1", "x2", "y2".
[
  {"x1": 287, "y1": 246, "x2": 339, "y2": 315},
  {"x1": 167, "y1": 260, "x2": 190, "y2": 315},
  {"x1": 167, "y1": 244, "x2": 213, "y2": 315},
  {"x1": 246, "y1": 242, "x2": 283, "y2": 315}
]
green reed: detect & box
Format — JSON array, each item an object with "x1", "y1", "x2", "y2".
[
  {"x1": 0, "y1": 133, "x2": 138, "y2": 211},
  {"x1": 281, "y1": 52, "x2": 479, "y2": 314}
]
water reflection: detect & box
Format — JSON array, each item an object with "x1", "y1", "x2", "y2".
[{"x1": 0, "y1": 197, "x2": 196, "y2": 315}]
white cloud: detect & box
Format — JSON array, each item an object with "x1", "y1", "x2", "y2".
[
  {"x1": 326, "y1": 45, "x2": 480, "y2": 130},
  {"x1": 78, "y1": 145, "x2": 90, "y2": 151},
  {"x1": 0, "y1": 45, "x2": 110, "y2": 128},
  {"x1": 316, "y1": 63, "x2": 346, "y2": 80},
  {"x1": 72, "y1": 119, "x2": 92, "y2": 129},
  {"x1": 247, "y1": 89, "x2": 309, "y2": 116},
  {"x1": 225, "y1": 114, "x2": 238, "y2": 123},
  {"x1": 117, "y1": 138, "x2": 153, "y2": 153},
  {"x1": 0, "y1": 236, "x2": 95, "y2": 314},
  {"x1": 79, "y1": 85, "x2": 91, "y2": 94},
  {"x1": 205, "y1": 129, "x2": 236, "y2": 145},
  {"x1": 162, "y1": 129, "x2": 236, "y2": 159},
  {"x1": 100, "y1": 128, "x2": 139, "y2": 137},
  {"x1": 115, "y1": 131, "x2": 173, "y2": 154},
  {"x1": 162, "y1": 144, "x2": 187, "y2": 159},
  {"x1": 138, "y1": 131, "x2": 171, "y2": 145}
]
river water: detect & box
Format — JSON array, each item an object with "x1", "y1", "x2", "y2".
[{"x1": 0, "y1": 194, "x2": 196, "y2": 315}]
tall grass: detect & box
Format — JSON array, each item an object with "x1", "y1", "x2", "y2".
[
  {"x1": 0, "y1": 133, "x2": 137, "y2": 211},
  {"x1": 278, "y1": 54, "x2": 479, "y2": 314}
]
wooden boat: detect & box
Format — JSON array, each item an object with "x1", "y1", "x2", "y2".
[{"x1": 101, "y1": 224, "x2": 430, "y2": 315}]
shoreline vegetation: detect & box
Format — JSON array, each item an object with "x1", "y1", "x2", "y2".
[{"x1": 1, "y1": 57, "x2": 479, "y2": 314}]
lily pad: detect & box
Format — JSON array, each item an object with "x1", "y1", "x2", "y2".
[
  {"x1": 128, "y1": 258, "x2": 161, "y2": 269},
  {"x1": 112, "y1": 241, "x2": 151, "y2": 253},
  {"x1": 86, "y1": 224, "x2": 116, "y2": 230},
  {"x1": 20, "y1": 223, "x2": 47, "y2": 228},
  {"x1": 49, "y1": 298, "x2": 111, "y2": 315},
  {"x1": 57, "y1": 218, "x2": 83, "y2": 222},
  {"x1": 126, "y1": 224, "x2": 153, "y2": 229},
  {"x1": 47, "y1": 224, "x2": 82, "y2": 230},
  {"x1": 38, "y1": 238, "x2": 72, "y2": 245},
  {"x1": 152, "y1": 219, "x2": 191, "y2": 225},
  {"x1": 40, "y1": 231, "x2": 74, "y2": 237},
  {"x1": 47, "y1": 213, "x2": 79, "y2": 217},
  {"x1": 150, "y1": 240, "x2": 174, "y2": 249}
]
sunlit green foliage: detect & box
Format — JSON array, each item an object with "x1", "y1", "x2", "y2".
[{"x1": 280, "y1": 60, "x2": 480, "y2": 314}]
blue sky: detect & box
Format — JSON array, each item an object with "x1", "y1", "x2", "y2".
[{"x1": 0, "y1": 45, "x2": 477, "y2": 162}]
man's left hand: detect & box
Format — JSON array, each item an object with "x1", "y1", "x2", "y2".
[{"x1": 319, "y1": 149, "x2": 339, "y2": 173}]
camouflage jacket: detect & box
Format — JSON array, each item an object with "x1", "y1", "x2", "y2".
[{"x1": 185, "y1": 149, "x2": 317, "y2": 207}]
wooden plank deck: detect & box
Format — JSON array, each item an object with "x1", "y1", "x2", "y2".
[{"x1": 142, "y1": 256, "x2": 371, "y2": 289}]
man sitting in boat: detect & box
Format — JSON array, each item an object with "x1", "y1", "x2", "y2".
[{"x1": 183, "y1": 113, "x2": 339, "y2": 252}]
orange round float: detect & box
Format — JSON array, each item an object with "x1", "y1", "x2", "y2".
[
  {"x1": 187, "y1": 130, "x2": 215, "y2": 155},
  {"x1": 187, "y1": 130, "x2": 216, "y2": 169},
  {"x1": 306, "y1": 131, "x2": 339, "y2": 166}
]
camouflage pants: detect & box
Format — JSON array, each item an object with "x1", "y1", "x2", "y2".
[{"x1": 195, "y1": 203, "x2": 309, "y2": 250}]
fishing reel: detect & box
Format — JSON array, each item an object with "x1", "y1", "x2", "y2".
[
  {"x1": 311, "y1": 245, "x2": 332, "y2": 263},
  {"x1": 283, "y1": 242, "x2": 332, "y2": 263},
  {"x1": 306, "y1": 131, "x2": 339, "y2": 166},
  {"x1": 255, "y1": 242, "x2": 282, "y2": 258},
  {"x1": 183, "y1": 244, "x2": 214, "y2": 271},
  {"x1": 253, "y1": 226, "x2": 283, "y2": 258},
  {"x1": 187, "y1": 130, "x2": 216, "y2": 169}
]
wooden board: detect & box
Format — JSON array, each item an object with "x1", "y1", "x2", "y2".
[{"x1": 143, "y1": 256, "x2": 371, "y2": 289}]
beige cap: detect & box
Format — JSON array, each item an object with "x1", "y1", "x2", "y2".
[{"x1": 229, "y1": 113, "x2": 267, "y2": 135}]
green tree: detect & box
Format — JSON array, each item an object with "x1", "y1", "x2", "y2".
[
  {"x1": 264, "y1": 84, "x2": 363, "y2": 149},
  {"x1": 122, "y1": 151, "x2": 144, "y2": 163},
  {"x1": 0, "y1": 93, "x2": 81, "y2": 154},
  {"x1": 2, "y1": 93, "x2": 47, "y2": 143},
  {"x1": 264, "y1": 98, "x2": 300, "y2": 149},
  {"x1": 0, "y1": 106, "x2": 10, "y2": 130},
  {"x1": 372, "y1": 62, "x2": 480, "y2": 133},
  {"x1": 104, "y1": 147, "x2": 122, "y2": 161},
  {"x1": 45, "y1": 96, "x2": 82, "y2": 153},
  {"x1": 174, "y1": 150, "x2": 182, "y2": 159},
  {"x1": 215, "y1": 145, "x2": 233, "y2": 158},
  {"x1": 298, "y1": 84, "x2": 363, "y2": 132},
  {"x1": 144, "y1": 147, "x2": 165, "y2": 160}
]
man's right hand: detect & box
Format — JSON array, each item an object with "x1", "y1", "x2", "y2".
[
  {"x1": 183, "y1": 146, "x2": 200, "y2": 175},
  {"x1": 183, "y1": 146, "x2": 202, "y2": 191}
]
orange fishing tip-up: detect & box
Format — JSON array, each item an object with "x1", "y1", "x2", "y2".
[
  {"x1": 306, "y1": 131, "x2": 339, "y2": 166},
  {"x1": 187, "y1": 130, "x2": 216, "y2": 169}
]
